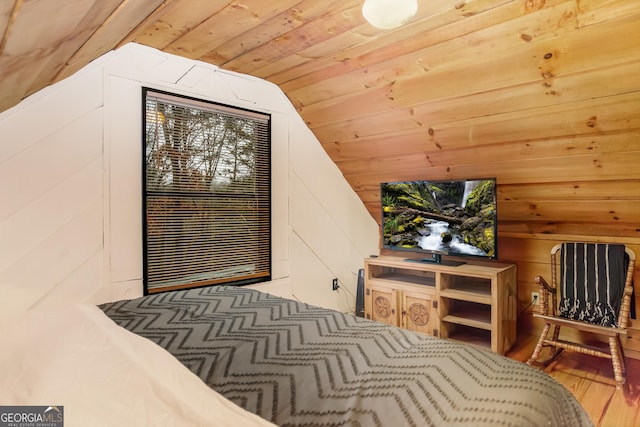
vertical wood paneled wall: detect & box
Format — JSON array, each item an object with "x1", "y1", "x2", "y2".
[
  {"x1": 0, "y1": 68, "x2": 106, "y2": 314},
  {"x1": 0, "y1": 44, "x2": 380, "y2": 315}
]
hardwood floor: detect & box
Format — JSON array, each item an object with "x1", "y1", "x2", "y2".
[{"x1": 507, "y1": 335, "x2": 640, "y2": 427}]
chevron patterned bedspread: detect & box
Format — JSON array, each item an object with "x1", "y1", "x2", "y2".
[{"x1": 99, "y1": 286, "x2": 592, "y2": 427}]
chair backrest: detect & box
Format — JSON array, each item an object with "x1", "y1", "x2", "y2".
[{"x1": 550, "y1": 242, "x2": 635, "y2": 328}]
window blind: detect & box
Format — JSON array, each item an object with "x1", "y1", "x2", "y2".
[{"x1": 143, "y1": 89, "x2": 271, "y2": 293}]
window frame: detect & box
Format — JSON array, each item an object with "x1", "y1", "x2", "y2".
[{"x1": 141, "y1": 87, "x2": 272, "y2": 295}]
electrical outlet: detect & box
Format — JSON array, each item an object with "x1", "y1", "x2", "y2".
[
  {"x1": 531, "y1": 292, "x2": 539, "y2": 305},
  {"x1": 332, "y1": 278, "x2": 340, "y2": 291}
]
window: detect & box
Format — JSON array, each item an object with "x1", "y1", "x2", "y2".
[{"x1": 143, "y1": 89, "x2": 271, "y2": 294}]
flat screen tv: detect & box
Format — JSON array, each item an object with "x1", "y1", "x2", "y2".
[{"x1": 381, "y1": 178, "x2": 498, "y2": 264}]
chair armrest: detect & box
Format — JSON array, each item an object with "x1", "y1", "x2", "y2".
[
  {"x1": 535, "y1": 275, "x2": 555, "y2": 294},
  {"x1": 619, "y1": 284, "x2": 635, "y2": 328},
  {"x1": 534, "y1": 276, "x2": 555, "y2": 315}
]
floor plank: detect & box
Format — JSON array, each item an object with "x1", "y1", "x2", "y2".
[{"x1": 507, "y1": 335, "x2": 640, "y2": 427}]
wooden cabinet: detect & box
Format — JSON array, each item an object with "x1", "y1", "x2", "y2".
[
  {"x1": 364, "y1": 256, "x2": 517, "y2": 355},
  {"x1": 368, "y1": 281, "x2": 398, "y2": 326},
  {"x1": 366, "y1": 277, "x2": 438, "y2": 335},
  {"x1": 400, "y1": 288, "x2": 437, "y2": 335}
]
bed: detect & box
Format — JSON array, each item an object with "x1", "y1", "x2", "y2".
[
  {"x1": 1, "y1": 301, "x2": 274, "y2": 427},
  {"x1": 93, "y1": 285, "x2": 593, "y2": 427}
]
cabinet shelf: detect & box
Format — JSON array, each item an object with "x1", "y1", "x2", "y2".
[
  {"x1": 443, "y1": 324, "x2": 492, "y2": 350},
  {"x1": 364, "y1": 256, "x2": 517, "y2": 355},
  {"x1": 439, "y1": 289, "x2": 491, "y2": 304},
  {"x1": 442, "y1": 315, "x2": 491, "y2": 330},
  {"x1": 440, "y1": 274, "x2": 491, "y2": 295},
  {"x1": 442, "y1": 300, "x2": 491, "y2": 329},
  {"x1": 375, "y1": 273, "x2": 435, "y2": 287}
]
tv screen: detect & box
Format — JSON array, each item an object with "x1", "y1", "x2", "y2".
[{"x1": 381, "y1": 178, "x2": 498, "y2": 261}]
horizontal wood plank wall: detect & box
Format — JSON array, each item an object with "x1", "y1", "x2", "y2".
[
  {"x1": 1, "y1": 0, "x2": 639, "y2": 355},
  {"x1": 501, "y1": 235, "x2": 640, "y2": 359},
  {"x1": 318, "y1": 2, "x2": 640, "y2": 357}
]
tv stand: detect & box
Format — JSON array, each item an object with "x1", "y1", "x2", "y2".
[
  {"x1": 364, "y1": 256, "x2": 517, "y2": 354},
  {"x1": 404, "y1": 254, "x2": 466, "y2": 267}
]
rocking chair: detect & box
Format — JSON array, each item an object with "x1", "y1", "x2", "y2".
[{"x1": 526, "y1": 242, "x2": 636, "y2": 388}]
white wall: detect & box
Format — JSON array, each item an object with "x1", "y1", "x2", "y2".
[{"x1": 0, "y1": 43, "x2": 379, "y2": 318}]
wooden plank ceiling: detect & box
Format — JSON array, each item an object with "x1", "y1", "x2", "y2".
[{"x1": 1, "y1": 0, "x2": 640, "y2": 240}]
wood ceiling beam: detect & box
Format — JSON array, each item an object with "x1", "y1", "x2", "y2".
[{"x1": 0, "y1": 0, "x2": 24, "y2": 55}]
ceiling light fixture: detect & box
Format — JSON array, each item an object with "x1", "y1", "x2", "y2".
[{"x1": 362, "y1": 0, "x2": 418, "y2": 30}]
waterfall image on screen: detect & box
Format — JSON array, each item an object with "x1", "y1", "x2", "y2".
[{"x1": 381, "y1": 179, "x2": 497, "y2": 260}]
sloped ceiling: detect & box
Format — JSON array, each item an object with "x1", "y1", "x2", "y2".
[{"x1": 2, "y1": 0, "x2": 640, "y2": 238}]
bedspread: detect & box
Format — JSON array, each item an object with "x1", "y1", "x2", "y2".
[
  {"x1": 100, "y1": 285, "x2": 593, "y2": 427},
  {"x1": 1, "y1": 303, "x2": 274, "y2": 427}
]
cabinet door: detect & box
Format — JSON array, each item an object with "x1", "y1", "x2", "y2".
[
  {"x1": 369, "y1": 284, "x2": 398, "y2": 326},
  {"x1": 401, "y1": 290, "x2": 436, "y2": 336}
]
